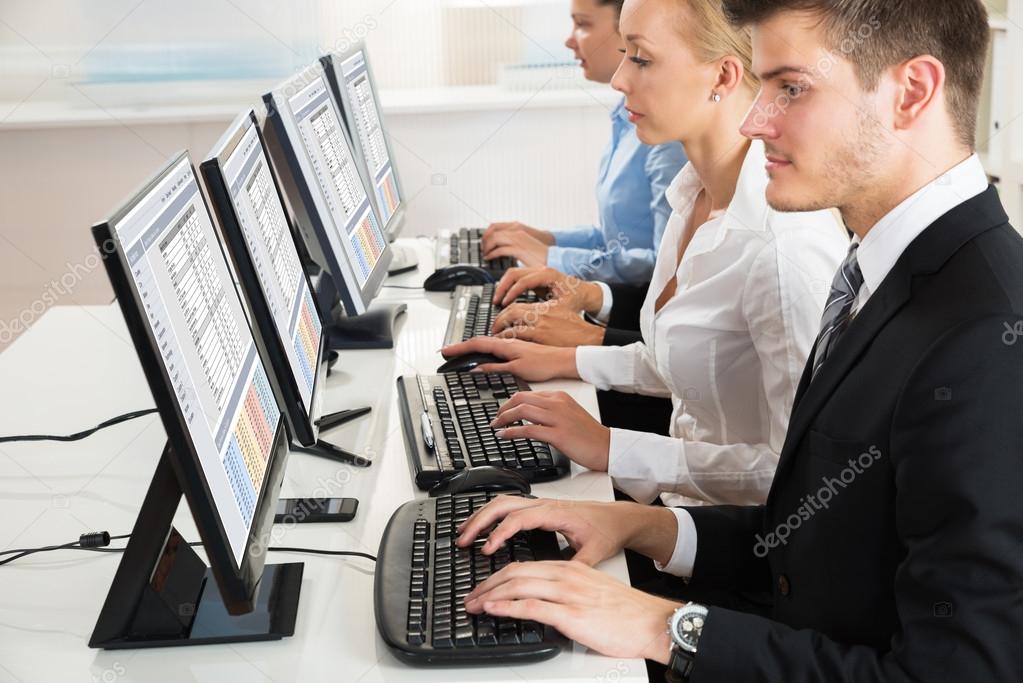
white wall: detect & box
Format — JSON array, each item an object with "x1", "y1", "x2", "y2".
[{"x1": 0, "y1": 97, "x2": 611, "y2": 348}]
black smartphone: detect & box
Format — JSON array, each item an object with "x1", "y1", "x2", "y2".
[{"x1": 273, "y1": 497, "x2": 358, "y2": 523}]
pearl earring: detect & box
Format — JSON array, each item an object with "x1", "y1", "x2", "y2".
[{"x1": 711, "y1": 92, "x2": 721, "y2": 103}]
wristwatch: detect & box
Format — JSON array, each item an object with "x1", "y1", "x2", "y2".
[{"x1": 667, "y1": 603, "x2": 708, "y2": 680}]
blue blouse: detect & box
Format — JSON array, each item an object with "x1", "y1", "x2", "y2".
[{"x1": 547, "y1": 98, "x2": 687, "y2": 284}]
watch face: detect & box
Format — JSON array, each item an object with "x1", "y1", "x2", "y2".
[
  {"x1": 677, "y1": 615, "x2": 703, "y2": 649},
  {"x1": 670, "y1": 605, "x2": 708, "y2": 654}
]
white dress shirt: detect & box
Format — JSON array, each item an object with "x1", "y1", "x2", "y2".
[
  {"x1": 575, "y1": 139, "x2": 848, "y2": 509},
  {"x1": 658, "y1": 152, "x2": 990, "y2": 577}
]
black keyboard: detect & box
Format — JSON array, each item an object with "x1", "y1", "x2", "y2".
[
  {"x1": 438, "y1": 227, "x2": 514, "y2": 275},
  {"x1": 442, "y1": 283, "x2": 541, "y2": 347},
  {"x1": 375, "y1": 491, "x2": 568, "y2": 664},
  {"x1": 397, "y1": 372, "x2": 570, "y2": 490}
]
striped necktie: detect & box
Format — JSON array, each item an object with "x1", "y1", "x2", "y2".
[{"x1": 812, "y1": 243, "x2": 864, "y2": 378}]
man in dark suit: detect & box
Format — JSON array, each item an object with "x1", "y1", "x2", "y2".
[{"x1": 455, "y1": 0, "x2": 1023, "y2": 680}]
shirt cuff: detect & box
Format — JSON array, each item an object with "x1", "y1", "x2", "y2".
[
  {"x1": 607, "y1": 427, "x2": 688, "y2": 503},
  {"x1": 653, "y1": 507, "x2": 698, "y2": 578},
  {"x1": 575, "y1": 345, "x2": 629, "y2": 391},
  {"x1": 594, "y1": 281, "x2": 613, "y2": 324}
]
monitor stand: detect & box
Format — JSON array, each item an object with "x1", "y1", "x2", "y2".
[
  {"x1": 387, "y1": 244, "x2": 419, "y2": 276},
  {"x1": 90, "y1": 444, "x2": 303, "y2": 650},
  {"x1": 291, "y1": 406, "x2": 375, "y2": 466},
  {"x1": 326, "y1": 302, "x2": 407, "y2": 350}
]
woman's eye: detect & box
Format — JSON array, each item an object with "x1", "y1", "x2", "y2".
[
  {"x1": 629, "y1": 57, "x2": 650, "y2": 68},
  {"x1": 783, "y1": 84, "x2": 804, "y2": 98}
]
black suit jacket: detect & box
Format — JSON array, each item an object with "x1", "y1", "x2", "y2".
[
  {"x1": 683, "y1": 187, "x2": 1023, "y2": 680},
  {"x1": 602, "y1": 283, "x2": 648, "y2": 347}
]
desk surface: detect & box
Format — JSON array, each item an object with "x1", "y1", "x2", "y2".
[{"x1": 0, "y1": 240, "x2": 647, "y2": 683}]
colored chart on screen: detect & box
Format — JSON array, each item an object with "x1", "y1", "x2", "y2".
[{"x1": 117, "y1": 157, "x2": 280, "y2": 565}]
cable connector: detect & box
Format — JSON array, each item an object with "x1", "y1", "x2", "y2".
[{"x1": 78, "y1": 532, "x2": 111, "y2": 548}]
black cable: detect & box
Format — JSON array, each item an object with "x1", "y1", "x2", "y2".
[
  {"x1": 0, "y1": 532, "x2": 375, "y2": 566},
  {"x1": 381, "y1": 285, "x2": 424, "y2": 290},
  {"x1": 268, "y1": 547, "x2": 376, "y2": 562},
  {"x1": 0, "y1": 409, "x2": 158, "y2": 444},
  {"x1": 0, "y1": 532, "x2": 125, "y2": 567}
]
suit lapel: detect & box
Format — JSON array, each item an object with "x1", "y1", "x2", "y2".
[
  {"x1": 769, "y1": 275, "x2": 911, "y2": 502},
  {"x1": 768, "y1": 186, "x2": 1009, "y2": 503}
]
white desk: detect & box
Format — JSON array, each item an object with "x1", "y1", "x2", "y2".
[{"x1": 0, "y1": 239, "x2": 646, "y2": 683}]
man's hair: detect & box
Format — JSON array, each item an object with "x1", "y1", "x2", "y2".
[
  {"x1": 598, "y1": 0, "x2": 625, "y2": 17},
  {"x1": 721, "y1": 0, "x2": 991, "y2": 148}
]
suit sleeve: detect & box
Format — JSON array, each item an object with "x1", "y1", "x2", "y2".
[
  {"x1": 683, "y1": 505, "x2": 771, "y2": 592},
  {"x1": 606, "y1": 283, "x2": 649, "y2": 331},
  {"x1": 602, "y1": 327, "x2": 643, "y2": 347},
  {"x1": 690, "y1": 315, "x2": 1023, "y2": 682}
]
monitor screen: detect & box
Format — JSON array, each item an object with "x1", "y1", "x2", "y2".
[
  {"x1": 218, "y1": 115, "x2": 323, "y2": 414},
  {"x1": 112, "y1": 157, "x2": 281, "y2": 566},
  {"x1": 337, "y1": 49, "x2": 402, "y2": 227},
  {"x1": 286, "y1": 74, "x2": 388, "y2": 288}
]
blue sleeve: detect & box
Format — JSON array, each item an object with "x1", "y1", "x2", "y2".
[
  {"x1": 546, "y1": 244, "x2": 658, "y2": 283},
  {"x1": 645, "y1": 141, "x2": 687, "y2": 251},
  {"x1": 546, "y1": 142, "x2": 686, "y2": 283},
  {"x1": 552, "y1": 224, "x2": 604, "y2": 250}
]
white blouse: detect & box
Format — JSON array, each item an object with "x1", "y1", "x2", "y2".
[{"x1": 575, "y1": 140, "x2": 849, "y2": 505}]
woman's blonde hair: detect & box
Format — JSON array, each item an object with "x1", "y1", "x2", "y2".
[{"x1": 676, "y1": 0, "x2": 760, "y2": 93}]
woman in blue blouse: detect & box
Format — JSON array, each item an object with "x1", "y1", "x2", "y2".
[{"x1": 479, "y1": 0, "x2": 687, "y2": 285}]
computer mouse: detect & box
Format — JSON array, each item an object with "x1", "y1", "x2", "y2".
[
  {"x1": 437, "y1": 352, "x2": 502, "y2": 374},
  {"x1": 423, "y1": 265, "x2": 496, "y2": 292},
  {"x1": 428, "y1": 465, "x2": 531, "y2": 497}
]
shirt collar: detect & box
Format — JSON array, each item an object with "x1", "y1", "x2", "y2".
[
  {"x1": 856, "y1": 154, "x2": 988, "y2": 295},
  {"x1": 611, "y1": 97, "x2": 630, "y2": 124}
]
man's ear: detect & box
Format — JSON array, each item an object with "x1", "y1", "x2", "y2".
[{"x1": 892, "y1": 55, "x2": 945, "y2": 131}]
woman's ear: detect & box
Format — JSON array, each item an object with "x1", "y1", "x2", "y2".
[{"x1": 714, "y1": 55, "x2": 744, "y2": 97}]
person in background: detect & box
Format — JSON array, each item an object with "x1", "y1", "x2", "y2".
[{"x1": 478, "y1": 0, "x2": 687, "y2": 285}]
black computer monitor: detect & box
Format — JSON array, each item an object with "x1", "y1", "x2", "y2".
[
  {"x1": 89, "y1": 153, "x2": 302, "y2": 649},
  {"x1": 201, "y1": 110, "x2": 371, "y2": 467},
  {"x1": 321, "y1": 44, "x2": 418, "y2": 276},
  {"x1": 261, "y1": 65, "x2": 394, "y2": 318}
]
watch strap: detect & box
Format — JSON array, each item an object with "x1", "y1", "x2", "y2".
[{"x1": 668, "y1": 648, "x2": 696, "y2": 680}]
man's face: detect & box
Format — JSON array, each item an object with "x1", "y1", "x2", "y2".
[{"x1": 740, "y1": 11, "x2": 896, "y2": 213}]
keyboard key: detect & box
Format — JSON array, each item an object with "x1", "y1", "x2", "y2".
[
  {"x1": 433, "y1": 630, "x2": 454, "y2": 649},
  {"x1": 455, "y1": 627, "x2": 475, "y2": 647},
  {"x1": 497, "y1": 620, "x2": 520, "y2": 645},
  {"x1": 521, "y1": 621, "x2": 544, "y2": 644}
]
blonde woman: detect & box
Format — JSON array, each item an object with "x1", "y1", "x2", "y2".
[{"x1": 443, "y1": 0, "x2": 848, "y2": 507}]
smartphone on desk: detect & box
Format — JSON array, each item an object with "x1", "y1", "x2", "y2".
[{"x1": 274, "y1": 497, "x2": 358, "y2": 523}]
